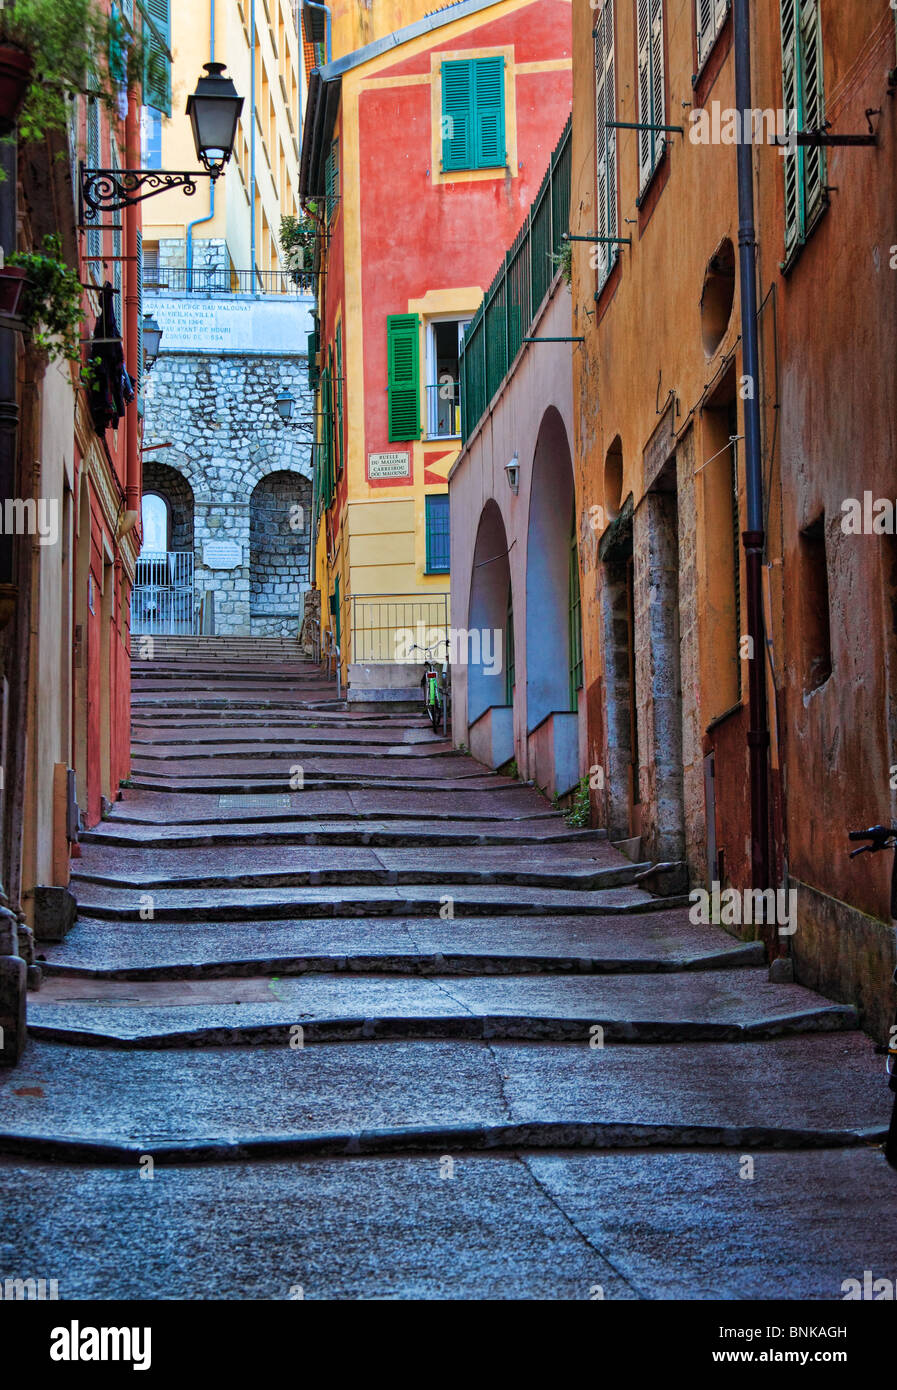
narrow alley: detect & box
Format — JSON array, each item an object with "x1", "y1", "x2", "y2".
[{"x1": 1, "y1": 640, "x2": 895, "y2": 1300}]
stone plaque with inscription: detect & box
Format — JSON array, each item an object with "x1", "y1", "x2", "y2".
[
  {"x1": 203, "y1": 540, "x2": 243, "y2": 569},
  {"x1": 368, "y1": 451, "x2": 411, "y2": 480}
]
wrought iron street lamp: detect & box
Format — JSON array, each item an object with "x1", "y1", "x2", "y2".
[
  {"x1": 80, "y1": 63, "x2": 243, "y2": 221},
  {"x1": 142, "y1": 312, "x2": 163, "y2": 373},
  {"x1": 275, "y1": 388, "x2": 296, "y2": 422}
]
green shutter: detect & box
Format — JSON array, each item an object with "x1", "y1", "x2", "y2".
[
  {"x1": 474, "y1": 57, "x2": 505, "y2": 168},
  {"x1": 140, "y1": 0, "x2": 172, "y2": 116},
  {"x1": 799, "y1": 0, "x2": 825, "y2": 225},
  {"x1": 780, "y1": 0, "x2": 802, "y2": 253},
  {"x1": 442, "y1": 57, "x2": 505, "y2": 171},
  {"x1": 335, "y1": 322, "x2": 344, "y2": 477},
  {"x1": 387, "y1": 313, "x2": 420, "y2": 442},
  {"x1": 325, "y1": 140, "x2": 339, "y2": 221},
  {"x1": 442, "y1": 59, "x2": 472, "y2": 171},
  {"x1": 780, "y1": 0, "x2": 825, "y2": 257},
  {"x1": 307, "y1": 328, "x2": 319, "y2": 391}
]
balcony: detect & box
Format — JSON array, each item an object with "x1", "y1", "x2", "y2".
[
  {"x1": 143, "y1": 267, "x2": 314, "y2": 297},
  {"x1": 426, "y1": 380, "x2": 461, "y2": 439}
]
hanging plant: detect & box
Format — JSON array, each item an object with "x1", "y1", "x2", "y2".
[
  {"x1": 280, "y1": 212, "x2": 317, "y2": 283},
  {"x1": 0, "y1": 0, "x2": 160, "y2": 147},
  {"x1": 8, "y1": 233, "x2": 86, "y2": 370}
]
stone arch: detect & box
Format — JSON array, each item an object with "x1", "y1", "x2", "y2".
[
  {"x1": 525, "y1": 406, "x2": 577, "y2": 732},
  {"x1": 249, "y1": 468, "x2": 313, "y2": 635},
  {"x1": 468, "y1": 500, "x2": 513, "y2": 725},
  {"x1": 141, "y1": 460, "x2": 194, "y2": 553}
]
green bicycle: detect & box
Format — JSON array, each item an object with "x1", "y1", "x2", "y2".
[{"x1": 411, "y1": 639, "x2": 448, "y2": 733}]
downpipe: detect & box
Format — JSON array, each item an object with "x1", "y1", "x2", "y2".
[{"x1": 733, "y1": 0, "x2": 771, "y2": 896}]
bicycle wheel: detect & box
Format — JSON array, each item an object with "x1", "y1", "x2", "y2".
[
  {"x1": 886, "y1": 1088, "x2": 897, "y2": 1168},
  {"x1": 428, "y1": 695, "x2": 442, "y2": 732}
]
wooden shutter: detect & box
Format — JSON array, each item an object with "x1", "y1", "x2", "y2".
[
  {"x1": 636, "y1": 0, "x2": 652, "y2": 189},
  {"x1": 594, "y1": 1, "x2": 617, "y2": 287},
  {"x1": 325, "y1": 140, "x2": 339, "y2": 220},
  {"x1": 474, "y1": 56, "x2": 505, "y2": 168},
  {"x1": 335, "y1": 321, "x2": 344, "y2": 477},
  {"x1": 387, "y1": 314, "x2": 420, "y2": 442},
  {"x1": 141, "y1": 0, "x2": 171, "y2": 116},
  {"x1": 800, "y1": 0, "x2": 825, "y2": 225},
  {"x1": 442, "y1": 60, "x2": 472, "y2": 171},
  {"x1": 637, "y1": 0, "x2": 664, "y2": 193},
  {"x1": 780, "y1": 0, "x2": 802, "y2": 253},
  {"x1": 696, "y1": 0, "x2": 715, "y2": 67}
]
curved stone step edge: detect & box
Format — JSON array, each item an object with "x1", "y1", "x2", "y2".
[
  {"x1": 27, "y1": 1003, "x2": 858, "y2": 1048},
  {"x1": 37, "y1": 941, "x2": 767, "y2": 981},
  {"x1": 0, "y1": 1120, "x2": 884, "y2": 1166}
]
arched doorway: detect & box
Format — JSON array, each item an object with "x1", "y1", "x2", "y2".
[
  {"x1": 525, "y1": 407, "x2": 583, "y2": 796},
  {"x1": 467, "y1": 500, "x2": 514, "y2": 768},
  {"x1": 249, "y1": 469, "x2": 312, "y2": 636},
  {"x1": 135, "y1": 463, "x2": 195, "y2": 634}
]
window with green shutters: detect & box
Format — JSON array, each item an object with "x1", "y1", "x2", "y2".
[
  {"x1": 594, "y1": 1, "x2": 618, "y2": 290},
  {"x1": 568, "y1": 517, "x2": 583, "y2": 709},
  {"x1": 636, "y1": 0, "x2": 665, "y2": 196},
  {"x1": 319, "y1": 358, "x2": 334, "y2": 509},
  {"x1": 425, "y1": 495, "x2": 450, "y2": 574},
  {"x1": 325, "y1": 139, "x2": 339, "y2": 222},
  {"x1": 139, "y1": 0, "x2": 172, "y2": 116},
  {"x1": 387, "y1": 313, "x2": 420, "y2": 442},
  {"x1": 307, "y1": 327, "x2": 319, "y2": 392},
  {"x1": 86, "y1": 96, "x2": 101, "y2": 282},
  {"x1": 441, "y1": 56, "x2": 506, "y2": 172},
  {"x1": 335, "y1": 322, "x2": 344, "y2": 477},
  {"x1": 780, "y1": 0, "x2": 826, "y2": 258}
]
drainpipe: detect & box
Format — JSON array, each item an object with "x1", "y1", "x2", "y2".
[
  {"x1": 186, "y1": 0, "x2": 216, "y2": 277},
  {"x1": 733, "y1": 0, "x2": 770, "y2": 895},
  {"x1": 303, "y1": 2, "x2": 332, "y2": 64},
  {"x1": 250, "y1": 0, "x2": 256, "y2": 278}
]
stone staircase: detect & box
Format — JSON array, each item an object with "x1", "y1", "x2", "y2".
[{"x1": 0, "y1": 649, "x2": 890, "y2": 1297}]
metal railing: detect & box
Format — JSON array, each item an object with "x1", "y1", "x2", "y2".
[
  {"x1": 144, "y1": 267, "x2": 314, "y2": 296},
  {"x1": 350, "y1": 593, "x2": 450, "y2": 664},
  {"x1": 460, "y1": 117, "x2": 571, "y2": 442},
  {"x1": 132, "y1": 551, "x2": 195, "y2": 634},
  {"x1": 426, "y1": 381, "x2": 461, "y2": 439}
]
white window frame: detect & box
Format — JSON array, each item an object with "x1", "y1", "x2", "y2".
[{"x1": 425, "y1": 317, "x2": 469, "y2": 439}]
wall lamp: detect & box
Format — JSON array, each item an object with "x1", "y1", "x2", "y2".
[
  {"x1": 504, "y1": 454, "x2": 520, "y2": 494},
  {"x1": 80, "y1": 63, "x2": 243, "y2": 220}
]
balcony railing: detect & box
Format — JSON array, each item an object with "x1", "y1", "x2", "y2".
[
  {"x1": 350, "y1": 593, "x2": 450, "y2": 664},
  {"x1": 459, "y1": 116, "x2": 572, "y2": 443},
  {"x1": 144, "y1": 267, "x2": 314, "y2": 296},
  {"x1": 426, "y1": 381, "x2": 461, "y2": 439}
]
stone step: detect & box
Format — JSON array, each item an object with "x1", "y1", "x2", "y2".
[
  {"x1": 67, "y1": 883, "x2": 669, "y2": 921},
  {"x1": 25, "y1": 968, "x2": 858, "y2": 1047},
  {"x1": 130, "y1": 741, "x2": 456, "y2": 762},
  {"x1": 79, "y1": 819, "x2": 607, "y2": 850},
  {"x1": 36, "y1": 909, "x2": 763, "y2": 978},
  {"x1": 0, "y1": 1034, "x2": 884, "y2": 1157},
  {"x1": 128, "y1": 755, "x2": 475, "y2": 780},
  {"x1": 71, "y1": 841, "x2": 639, "y2": 890},
  {"x1": 110, "y1": 787, "x2": 563, "y2": 823},
  {"x1": 123, "y1": 775, "x2": 519, "y2": 795}
]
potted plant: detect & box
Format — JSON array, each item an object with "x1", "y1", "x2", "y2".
[
  {"x1": 0, "y1": 0, "x2": 156, "y2": 146},
  {"x1": 0, "y1": 252, "x2": 27, "y2": 316},
  {"x1": 8, "y1": 233, "x2": 86, "y2": 370},
  {"x1": 280, "y1": 212, "x2": 317, "y2": 286},
  {"x1": 0, "y1": 35, "x2": 33, "y2": 135}
]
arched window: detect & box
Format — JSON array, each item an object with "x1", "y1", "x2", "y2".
[{"x1": 141, "y1": 492, "x2": 169, "y2": 553}]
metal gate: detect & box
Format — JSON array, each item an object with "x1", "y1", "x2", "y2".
[{"x1": 132, "y1": 551, "x2": 195, "y2": 635}]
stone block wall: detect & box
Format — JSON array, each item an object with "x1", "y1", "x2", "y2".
[{"x1": 141, "y1": 327, "x2": 313, "y2": 636}]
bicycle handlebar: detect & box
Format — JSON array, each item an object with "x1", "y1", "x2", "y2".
[{"x1": 848, "y1": 824, "x2": 895, "y2": 845}]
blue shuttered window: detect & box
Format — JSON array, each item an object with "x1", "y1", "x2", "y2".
[{"x1": 425, "y1": 495, "x2": 450, "y2": 574}]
